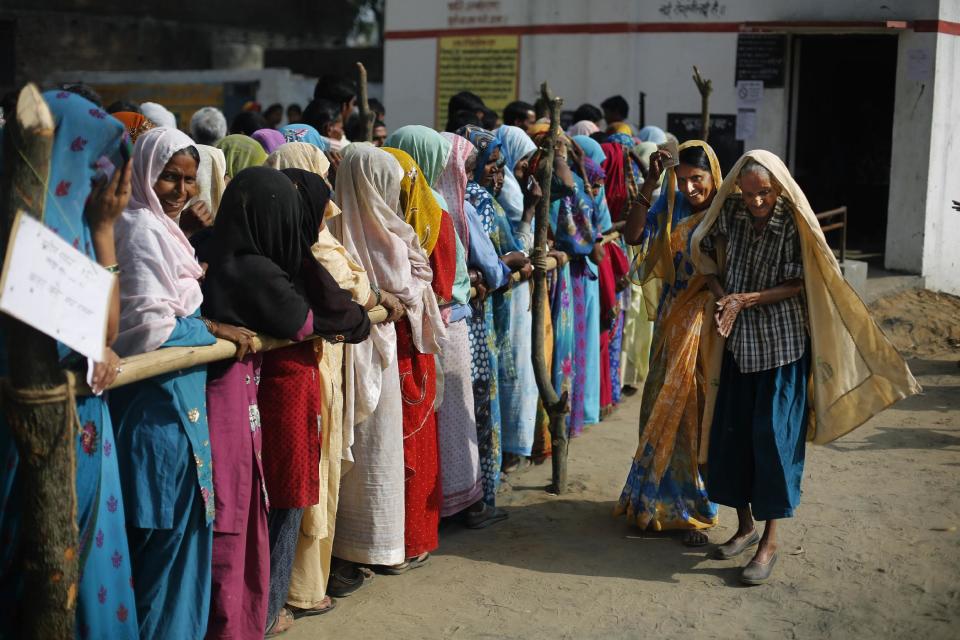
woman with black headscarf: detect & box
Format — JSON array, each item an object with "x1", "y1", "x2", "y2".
[{"x1": 201, "y1": 166, "x2": 368, "y2": 639}]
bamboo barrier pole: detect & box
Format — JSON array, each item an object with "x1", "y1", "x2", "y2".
[
  {"x1": 0, "y1": 83, "x2": 79, "y2": 639},
  {"x1": 530, "y1": 82, "x2": 569, "y2": 495}
]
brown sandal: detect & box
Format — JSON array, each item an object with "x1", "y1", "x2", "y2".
[
  {"x1": 287, "y1": 596, "x2": 337, "y2": 619},
  {"x1": 265, "y1": 606, "x2": 295, "y2": 637}
]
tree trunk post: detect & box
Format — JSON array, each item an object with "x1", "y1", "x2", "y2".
[
  {"x1": 0, "y1": 83, "x2": 80, "y2": 639},
  {"x1": 530, "y1": 82, "x2": 569, "y2": 494},
  {"x1": 692, "y1": 65, "x2": 713, "y2": 142},
  {"x1": 356, "y1": 62, "x2": 374, "y2": 143}
]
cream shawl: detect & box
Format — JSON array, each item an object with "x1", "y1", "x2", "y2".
[{"x1": 691, "y1": 149, "x2": 920, "y2": 445}]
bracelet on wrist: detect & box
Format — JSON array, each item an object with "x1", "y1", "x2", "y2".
[
  {"x1": 370, "y1": 283, "x2": 382, "y2": 306},
  {"x1": 637, "y1": 191, "x2": 652, "y2": 208},
  {"x1": 201, "y1": 317, "x2": 217, "y2": 335},
  {"x1": 103, "y1": 263, "x2": 121, "y2": 275}
]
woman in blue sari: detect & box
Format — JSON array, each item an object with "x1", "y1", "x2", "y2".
[
  {"x1": 457, "y1": 125, "x2": 533, "y2": 481},
  {"x1": 493, "y1": 125, "x2": 541, "y2": 464},
  {"x1": 0, "y1": 90, "x2": 140, "y2": 638},
  {"x1": 109, "y1": 126, "x2": 253, "y2": 639}
]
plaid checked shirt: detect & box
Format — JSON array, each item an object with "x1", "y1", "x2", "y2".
[{"x1": 701, "y1": 194, "x2": 808, "y2": 373}]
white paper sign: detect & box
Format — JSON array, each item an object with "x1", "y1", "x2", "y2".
[
  {"x1": 736, "y1": 80, "x2": 764, "y2": 109},
  {"x1": 0, "y1": 212, "x2": 112, "y2": 361},
  {"x1": 736, "y1": 108, "x2": 757, "y2": 141},
  {"x1": 906, "y1": 48, "x2": 933, "y2": 81}
]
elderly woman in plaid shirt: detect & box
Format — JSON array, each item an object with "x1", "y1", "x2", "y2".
[{"x1": 699, "y1": 158, "x2": 809, "y2": 585}]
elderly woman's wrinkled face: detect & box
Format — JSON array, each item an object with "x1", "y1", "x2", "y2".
[
  {"x1": 481, "y1": 147, "x2": 504, "y2": 194},
  {"x1": 739, "y1": 170, "x2": 780, "y2": 218},
  {"x1": 514, "y1": 152, "x2": 534, "y2": 183},
  {"x1": 154, "y1": 151, "x2": 198, "y2": 218}
]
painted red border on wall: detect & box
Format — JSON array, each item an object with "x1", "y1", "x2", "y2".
[{"x1": 385, "y1": 19, "x2": 960, "y2": 40}]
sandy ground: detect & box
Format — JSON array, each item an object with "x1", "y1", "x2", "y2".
[{"x1": 288, "y1": 295, "x2": 960, "y2": 640}]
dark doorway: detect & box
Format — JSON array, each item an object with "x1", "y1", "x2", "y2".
[{"x1": 791, "y1": 34, "x2": 898, "y2": 257}]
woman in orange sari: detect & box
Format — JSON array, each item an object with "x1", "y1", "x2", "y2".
[{"x1": 614, "y1": 141, "x2": 723, "y2": 545}]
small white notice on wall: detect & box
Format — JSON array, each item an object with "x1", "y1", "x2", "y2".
[
  {"x1": 736, "y1": 80, "x2": 764, "y2": 109},
  {"x1": 906, "y1": 48, "x2": 933, "y2": 81},
  {"x1": 0, "y1": 211, "x2": 112, "y2": 361},
  {"x1": 736, "y1": 108, "x2": 757, "y2": 141}
]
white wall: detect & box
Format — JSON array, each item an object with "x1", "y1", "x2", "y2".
[
  {"x1": 920, "y1": 29, "x2": 960, "y2": 294},
  {"x1": 385, "y1": 0, "x2": 960, "y2": 293}
]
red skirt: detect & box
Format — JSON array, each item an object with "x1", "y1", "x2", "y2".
[
  {"x1": 395, "y1": 319, "x2": 441, "y2": 558},
  {"x1": 258, "y1": 342, "x2": 321, "y2": 509}
]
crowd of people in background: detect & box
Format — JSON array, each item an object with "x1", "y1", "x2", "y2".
[{"x1": 0, "y1": 70, "x2": 916, "y2": 640}]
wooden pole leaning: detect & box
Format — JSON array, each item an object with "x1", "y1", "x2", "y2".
[
  {"x1": 0, "y1": 83, "x2": 79, "y2": 640},
  {"x1": 530, "y1": 82, "x2": 570, "y2": 495},
  {"x1": 692, "y1": 65, "x2": 713, "y2": 142},
  {"x1": 356, "y1": 62, "x2": 375, "y2": 143}
]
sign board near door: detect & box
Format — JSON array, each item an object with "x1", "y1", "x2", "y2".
[
  {"x1": 667, "y1": 113, "x2": 744, "y2": 174},
  {"x1": 735, "y1": 35, "x2": 787, "y2": 88}
]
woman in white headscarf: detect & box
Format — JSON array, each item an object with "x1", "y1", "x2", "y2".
[
  {"x1": 329, "y1": 143, "x2": 445, "y2": 577},
  {"x1": 110, "y1": 127, "x2": 254, "y2": 639}
]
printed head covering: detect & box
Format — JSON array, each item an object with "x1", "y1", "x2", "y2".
[
  {"x1": 113, "y1": 126, "x2": 205, "y2": 356},
  {"x1": 638, "y1": 125, "x2": 667, "y2": 145},
  {"x1": 195, "y1": 144, "x2": 227, "y2": 216},
  {"x1": 202, "y1": 166, "x2": 310, "y2": 337},
  {"x1": 384, "y1": 125, "x2": 451, "y2": 186},
  {"x1": 279, "y1": 123, "x2": 330, "y2": 151},
  {"x1": 608, "y1": 122, "x2": 634, "y2": 136},
  {"x1": 582, "y1": 156, "x2": 606, "y2": 183},
  {"x1": 140, "y1": 102, "x2": 177, "y2": 129},
  {"x1": 437, "y1": 132, "x2": 475, "y2": 246},
  {"x1": 567, "y1": 120, "x2": 599, "y2": 137},
  {"x1": 381, "y1": 147, "x2": 443, "y2": 257},
  {"x1": 639, "y1": 140, "x2": 722, "y2": 287},
  {"x1": 112, "y1": 111, "x2": 155, "y2": 143},
  {"x1": 332, "y1": 143, "x2": 445, "y2": 423},
  {"x1": 456, "y1": 124, "x2": 501, "y2": 183},
  {"x1": 251, "y1": 128, "x2": 286, "y2": 155},
  {"x1": 215, "y1": 134, "x2": 268, "y2": 178},
  {"x1": 40, "y1": 90, "x2": 128, "y2": 258}
]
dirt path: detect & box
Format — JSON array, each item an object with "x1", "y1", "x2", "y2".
[{"x1": 288, "y1": 351, "x2": 960, "y2": 640}]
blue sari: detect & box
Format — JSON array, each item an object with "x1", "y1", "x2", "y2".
[
  {"x1": 109, "y1": 315, "x2": 216, "y2": 639},
  {"x1": 0, "y1": 90, "x2": 139, "y2": 638},
  {"x1": 465, "y1": 183, "x2": 523, "y2": 496}
]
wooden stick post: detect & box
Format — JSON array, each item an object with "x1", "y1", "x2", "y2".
[
  {"x1": 692, "y1": 65, "x2": 713, "y2": 142},
  {"x1": 530, "y1": 82, "x2": 569, "y2": 494},
  {"x1": 0, "y1": 83, "x2": 79, "y2": 639},
  {"x1": 356, "y1": 62, "x2": 375, "y2": 143}
]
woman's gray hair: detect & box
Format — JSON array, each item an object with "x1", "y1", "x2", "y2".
[
  {"x1": 739, "y1": 159, "x2": 772, "y2": 181},
  {"x1": 190, "y1": 107, "x2": 228, "y2": 146}
]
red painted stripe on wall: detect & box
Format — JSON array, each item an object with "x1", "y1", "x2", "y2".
[{"x1": 385, "y1": 19, "x2": 960, "y2": 40}]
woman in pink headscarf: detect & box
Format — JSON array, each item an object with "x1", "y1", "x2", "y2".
[{"x1": 110, "y1": 127, "x2": 255, "y2": 639}]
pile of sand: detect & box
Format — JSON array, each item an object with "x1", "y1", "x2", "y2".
[{"x1": 870, "y1": 289, "x2": 960, "y2": 357}]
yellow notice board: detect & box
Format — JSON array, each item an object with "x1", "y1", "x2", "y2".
[
  {"x1": 435, "y1": 35, "x2": 520, "y2": 129},
  {"x1": 91, "y1": 83, "x2": 225, "y2": 131}
]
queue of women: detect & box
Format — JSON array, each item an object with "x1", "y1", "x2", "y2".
[{"x1": 0, "y1": 85, "x2": 918, "y2": 639}]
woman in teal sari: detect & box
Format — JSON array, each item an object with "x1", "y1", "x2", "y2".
[
  {"x1": 110, "y1": 127, "x2": 252, "y2": 638},
  {"x1": 0, "y1": 90, "x2": 139, "y2": 638},
  {"x1": 457, "y1": 125, "x2": 532, "y2": 482}
]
